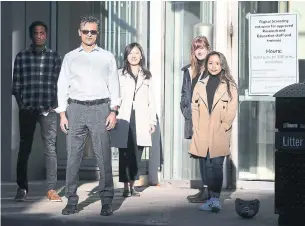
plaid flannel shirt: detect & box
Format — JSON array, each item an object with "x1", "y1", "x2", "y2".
[{"x1": 12, "y1": 45, "x2": 62, "y2": 113}]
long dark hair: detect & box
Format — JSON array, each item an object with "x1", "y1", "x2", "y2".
[
  {"x1": 203, "y1": 51, "x2": 237, "y2": 98},
  {"x1": 122, "y1": 42, "x2": 152, "y2": 79}
]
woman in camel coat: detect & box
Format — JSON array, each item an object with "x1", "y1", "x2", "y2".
[{"x1": 190, "y1": 51, "x2": 238, "y2": 213}]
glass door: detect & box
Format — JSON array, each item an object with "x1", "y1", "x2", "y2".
[
  {"x1": 163, "y1": 1, "x2": 214, "y2": 180},
  {"x1": 238, "y1": 1, "x2": 305, "y2": 181},
  {"x1": 238, "y1": 1, "x2": 280, "y2": 181}
]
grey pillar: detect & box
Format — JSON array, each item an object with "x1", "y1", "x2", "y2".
[
  {"x1": 200, "y1": 1, "x2": 213, "y2": 24},
  {"x1": 193, "y1": 1, "x2": 214, "y2": 47},
  {"x1": 10, "y1": 1, "x2": 26, "y2": 182},
  {"x1": 1, "y1": 2, "x2": 13, "y2": 181},
  {"x1": 193, "y1": 24, "x2": 214, "y2": 49}
]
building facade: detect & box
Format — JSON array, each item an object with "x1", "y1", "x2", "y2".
[{"x1": 1, "y1": 1, "x2": 304, "y2": 189}]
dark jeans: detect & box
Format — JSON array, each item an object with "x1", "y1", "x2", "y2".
[
  {"x1": 65, "y1": 102, "x2": 114, "y2": 206},
  {"x1": 118, "y1": 109, "x2": 144, "y2": 183},
  {"x1": 17, "y1": 109, "x2": 58, "y2": 192},
  {"x1": 199, "y1": 157, "x2": 208, "y2": 186},
  {"x1": 205, "y1": 152, "x2": 225, "y2": 198}
]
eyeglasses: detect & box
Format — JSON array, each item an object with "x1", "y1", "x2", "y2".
[{"x1": 81, "y1": 30, "x2": 98, "y2": 35}]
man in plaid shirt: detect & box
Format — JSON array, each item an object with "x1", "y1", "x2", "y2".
[{"x1": 12, "y1": 21, "x2": 62, "y2": 202}]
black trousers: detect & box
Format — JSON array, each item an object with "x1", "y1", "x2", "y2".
[
  {"x1": 118, "y1": 110, "x2": 144, "y2": 183},
  {"x1": 205, "y1": 152, "x2": 225, "y2": 198}
]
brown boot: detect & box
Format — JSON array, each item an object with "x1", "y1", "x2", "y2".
[
  {"x1": 47, "y1": 190, "x2": 62, "y2": 202},
  {"x1": 188, "y1": 187, "x2": 210, "y2": 203},
  {"x1": 187, "y1": 188, "x2": 204, "y2": 200}
]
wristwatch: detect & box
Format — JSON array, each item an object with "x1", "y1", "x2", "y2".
[{"x1": 110, "y1": 109, "x2": 118, "y2": 116}]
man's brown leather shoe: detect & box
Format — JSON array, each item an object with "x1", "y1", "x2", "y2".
[{"x1": 47, "y1": 190, "x2": 62, "y2": 202}]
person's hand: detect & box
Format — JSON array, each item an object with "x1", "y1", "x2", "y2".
[
  {"x1": 149, "y1": 125, "x2": 156, "y2": 134},
  {"x1": 106, "y1": 112, "x2": 117, "y2": 130},
  {"x1": 17, "y1": 101, "x2": 24, "y2": 110},
  {"x1": 60, "y1": 113, "x2": 69, "y2": 134}
]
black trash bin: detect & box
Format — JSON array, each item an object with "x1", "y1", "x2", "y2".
[{"x1": 274, "y1": 83, "x2": 305, "y2": 226}]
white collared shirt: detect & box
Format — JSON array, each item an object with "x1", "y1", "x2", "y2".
[{"x1": 56, "y1": 45, "x2": 120, "y2": 113}]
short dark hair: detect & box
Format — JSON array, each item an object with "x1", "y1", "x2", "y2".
[
  {"x1": 29, "y1": 21, "x2": 48, "y2": 38},
  {"x1": 80, "y1": 16, "x2": 100, "y2": 29}
]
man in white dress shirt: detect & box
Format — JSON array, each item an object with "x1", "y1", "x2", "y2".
[{"x1": 57, "y1": 16, "x2": 120, "y2": 216}]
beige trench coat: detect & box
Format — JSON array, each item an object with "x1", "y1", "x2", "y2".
[
  {"x1": 189, "y1": 76, "x2": 238, "y2": 158},
  {"x1": 110, "y1": 68, "x2": 157, "y2": 148}
]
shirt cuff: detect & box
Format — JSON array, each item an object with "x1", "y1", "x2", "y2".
[
  {"x1": 110, "y1": 99, "x2": 121, "y2": 109},
  {"x1": 54, "y1": 106, "x2": 67, "y2": 113},
  {"x1": 150, "y1": 118, "x2": 157, "y2": 126}
]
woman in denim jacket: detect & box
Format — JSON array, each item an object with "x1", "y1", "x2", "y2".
[{"x1": 180, "y1": 36, "x2": 211, "y2": 203}]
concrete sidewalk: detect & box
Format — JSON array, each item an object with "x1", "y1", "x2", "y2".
[{"x1": 1, "y1": 180, "x2": 278, "y2": 226}]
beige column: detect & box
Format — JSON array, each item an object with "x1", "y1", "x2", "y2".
[{"x1": 214, "y1": 0, "x2": 239, "y2": 188}]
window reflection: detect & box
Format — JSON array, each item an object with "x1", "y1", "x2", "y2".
[{"x1": 57, "y1": 1, "x2": 148, "y2": 160}]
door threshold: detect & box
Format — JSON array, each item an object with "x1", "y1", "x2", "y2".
[{"x1": 237, "y1": 180, "x2": 274, "y2": 191}]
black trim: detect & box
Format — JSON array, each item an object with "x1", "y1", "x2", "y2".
[{"x1": 181, "y1": 64, "x2": 191, "y2": 71}]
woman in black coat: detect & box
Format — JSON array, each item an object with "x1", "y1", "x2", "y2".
[{"x1": 180, "y1": 36, "x2": 211, "y2": 203}]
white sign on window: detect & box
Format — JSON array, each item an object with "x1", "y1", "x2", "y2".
[{"x1": 249, "y1": 13, "x2": 298, "y2": 96}]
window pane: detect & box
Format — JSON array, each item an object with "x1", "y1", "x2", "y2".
[{"x1": 238, "y1": 101, "x2": 276, "y2": 180}]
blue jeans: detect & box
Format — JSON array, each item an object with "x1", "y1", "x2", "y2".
[{"x1": 205, "y1": 152, "x2": 225, "y2": 198}]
